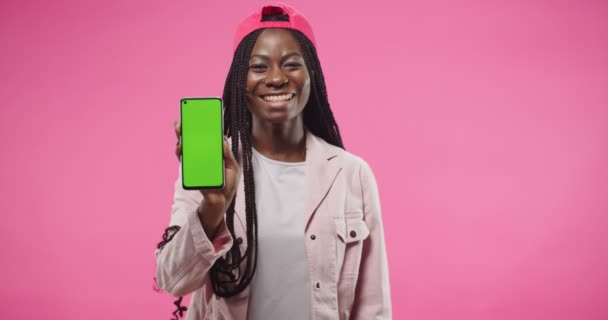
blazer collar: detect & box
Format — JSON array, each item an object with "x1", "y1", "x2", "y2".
[{"x1": 233, "y1": 130, "x2": 342, "y2": 231}]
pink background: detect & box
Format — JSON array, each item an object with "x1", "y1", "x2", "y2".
[{"x1": 1, "y1": 0, "x2": 607, "y2": 319}]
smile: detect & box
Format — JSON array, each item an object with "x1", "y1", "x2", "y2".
[{"x1": 262, "y1": 93, "x2": 295, "y2": 102}]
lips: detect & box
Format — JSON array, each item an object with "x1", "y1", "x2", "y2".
[{"x1": 261, "y1": 93, "x2": 295, "y2": 102}]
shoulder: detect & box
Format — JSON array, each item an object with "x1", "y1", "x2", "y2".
[
  {"x1": 335, "y1": 147, "x2": 370, "y2": 172},
  {"x1": 317, "y1": 138, "x2": 382, "y2": 218},
  {"x1": 316, "y1": 136, "x2": 376, "y2": 182}
]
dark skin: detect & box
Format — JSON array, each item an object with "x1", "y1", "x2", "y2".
[
  {"x1": 246, "y1": 28, "x2": 311, "y2": 162},
  {"x1": 173, "y1": 28, "x2": 311, "y2": 237}
]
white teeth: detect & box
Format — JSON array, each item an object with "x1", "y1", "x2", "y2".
[{"x1": 263, "y1": 94, "x2": 293, "y2": 102}]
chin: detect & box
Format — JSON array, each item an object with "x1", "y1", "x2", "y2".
[
  {"x1": 262, "y1": 110, "x2": 302, "y2": 124},
  {"x1": 264, "y1": 115, "x2": 292, "y2": 124}
]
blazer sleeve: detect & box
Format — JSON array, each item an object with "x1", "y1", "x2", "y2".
[
  {"x1": 154, "y1": 164, "x2": 234, "y2": 297},
  {"x1": 351, "y1": 160, "x2": 392, "y2": 319}
]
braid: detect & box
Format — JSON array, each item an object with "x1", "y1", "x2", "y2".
[
  {"x1": 210, "y1": 24, "x2": 344, "y2": 298},
  {"x1": 210, "y1": 28, "x2": 263, "y2": 297},
  {"x1": 290, "y1": 29, "x2": 344, "y2": 149}
]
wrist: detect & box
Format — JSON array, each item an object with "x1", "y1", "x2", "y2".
[{"x1": 197, "y1": 203, "x2": 224, "y2": 239}]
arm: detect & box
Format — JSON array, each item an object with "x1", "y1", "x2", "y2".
[
  {"x1": 351, "y1": 160, "x2": 392, "y2": 319},
  {"x1": 154, "y1": 165, "x2": 234, "y2": 297}
]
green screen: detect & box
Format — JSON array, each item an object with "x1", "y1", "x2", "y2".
[{"x1": 181, "y1": 98, "x2": 224, "y2": 189}]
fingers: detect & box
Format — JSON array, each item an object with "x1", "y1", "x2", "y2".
[
  {"x1": 174, "y1": 120, "x2": 181, "y2": 161},
  {"x1": 174, "y1": 120, "x2": 181, "y2": 142},
  {"x1": 223, "y1": 137, "x2": 238, "y2": 170},
  {"x1": 175, "y1": 144, "x2": 182, "y2": 161}
]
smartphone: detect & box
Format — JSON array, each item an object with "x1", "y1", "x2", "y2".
[{"x1": 180, "y1": 97, "x2": 224, "y2": 189}]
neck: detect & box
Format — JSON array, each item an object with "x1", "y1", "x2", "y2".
[{"x1": 251, "y1": 117, "x2": 306, "y2": 162}]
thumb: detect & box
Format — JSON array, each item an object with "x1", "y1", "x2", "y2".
[{"x1": 223, "y1": 137, "x2": 239, "y2": 170}]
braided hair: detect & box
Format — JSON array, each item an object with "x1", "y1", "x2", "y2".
[{"x1": 210, "y1": 13, "x2": 345, "y2": 298}]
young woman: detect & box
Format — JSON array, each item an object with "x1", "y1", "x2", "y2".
[{"x1": 155, "y1": 3, "x2": 391, "y2": 319}]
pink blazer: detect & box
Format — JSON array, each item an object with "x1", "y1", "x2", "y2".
[{"x1": 155, "y1": 130, "x2": 392, "y2": 319}]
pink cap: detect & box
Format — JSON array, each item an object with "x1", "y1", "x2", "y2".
[{"x1": 233, "y1": 2, "x2": 317, "y2": 52}]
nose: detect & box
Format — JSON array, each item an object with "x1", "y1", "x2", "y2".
[{"x1": 263, "y1": 66, "x2": 288, "y2": 87}]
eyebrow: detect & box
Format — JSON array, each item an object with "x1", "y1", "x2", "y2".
[{"x1": 249, "y1": 52, "x2": 303, "y2": 61}]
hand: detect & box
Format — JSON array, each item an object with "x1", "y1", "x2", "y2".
[{"x1": 174, "y1": 120, "x2": 240, "y2": 213}]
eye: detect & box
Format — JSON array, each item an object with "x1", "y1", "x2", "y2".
[
  {"x1": 249, "y1": 64, "x2": 267, "y2": 71},
  {"x1": 285, "y1": 62, "x2": 302, "y2": 68}
]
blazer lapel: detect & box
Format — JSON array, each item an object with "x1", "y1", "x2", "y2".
[
  {"x1": 232, "y1": 130, "x2": 342, "y2": 233},
  {"x1": 303, "y1": 130, "x2": 342, "y2": 230}
]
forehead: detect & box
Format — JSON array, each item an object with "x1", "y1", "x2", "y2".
[{"x1": 250, "y1": 28, "x2": 303, "y2": 57}]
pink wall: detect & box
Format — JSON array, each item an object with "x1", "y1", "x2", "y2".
[{"x1": 1, "y1": 0, "x2": 607, "y2": 319}]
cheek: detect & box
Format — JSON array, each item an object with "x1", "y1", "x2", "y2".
[
  {"x1": 301, "y1": 78, "x2": 311, "y2": 98},
  {"x1": 246, "y1": 74, "x2": 260, "y2": 106},
  {"x1": 247, "y1": 70, "x2": 266, "y2": 92},
  {"x1": 295, "y1": 70, "x2": 311, "y2": 93},
  {"x1": 296, "y1": 79, "x2": 311, "y2": 109},
  {"x1": 246, "y1": 74, "x2": 255, "y2": 94},
  {"x1": 245, "y1": 92, "x2": 254, "y2": 107},
  {"x1": 304, "y1": 70, "x2": 311, "y2": 93},
  {"x1": 245, "y1": 92, "x2": 260, "y2": 115}
]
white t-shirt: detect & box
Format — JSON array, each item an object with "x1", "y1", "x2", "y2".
[{"x1": 246, "y1": 147, "x2": 311, "y2": 320}]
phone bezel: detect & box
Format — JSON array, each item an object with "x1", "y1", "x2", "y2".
[{"x1": 180, "y1": 97, "x2": 225, "y2": 190}]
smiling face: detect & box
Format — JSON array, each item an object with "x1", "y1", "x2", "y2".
[{"x1": 246, "y1": 28, "x2": 311, "y2": 126}]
